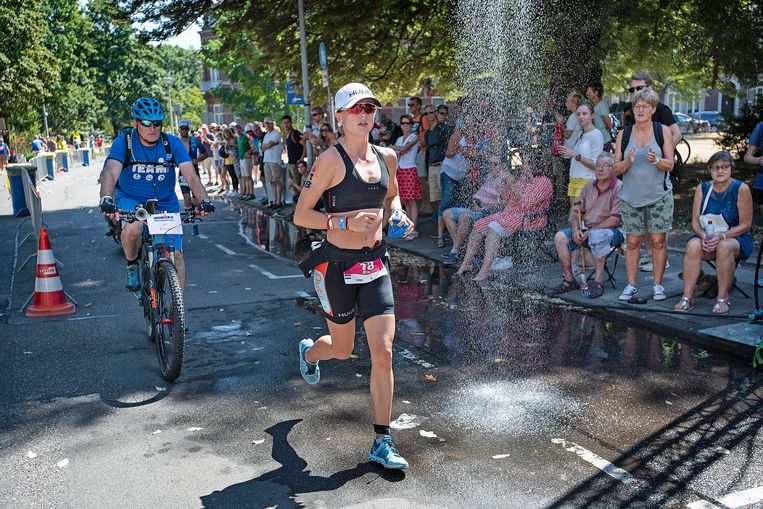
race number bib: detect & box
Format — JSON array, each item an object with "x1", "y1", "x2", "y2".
[
  {"x1": 146, "y1": 213, "x2": 183, "y2": 235},
  {"x1": 343, "y1": 259, "x2": 387, "y2": 285}
]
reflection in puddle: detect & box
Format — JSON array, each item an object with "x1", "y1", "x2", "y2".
[
  {"x1": 233, "y1": 205, "x2": 747, "y2": 381},
  {"x1": 239, "y1": 207, "x2": 315, "y2": 263}
]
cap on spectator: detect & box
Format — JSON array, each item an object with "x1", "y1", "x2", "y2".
[
  {"x1": 252, "y1": 121, "x2": 261, "y2": 127},
  {"x1": 245, "y1": 123, "x2": 254, "y2": 132},
  {"x1": 264, "y1": 116, "x2": 274, "y2": 123},
  {"x1": 335, "y1": 83, "x2": 382, "y2": 111},
  {"x1": 230, "y1": 121, "x2": 238, "y2": 127},
  {"x1": 178, "y1": 119, "x2": 190, "y2": 129}
]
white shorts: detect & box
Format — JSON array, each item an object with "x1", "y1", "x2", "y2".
[{"x1": 239, "y1": 158, "x2": 252, "y2": 177}]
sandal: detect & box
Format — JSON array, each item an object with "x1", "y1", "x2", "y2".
[
  {"x1": 712, "y1": 298, "x2": 730, "y2": 315},
  {"x1": 548, "y1": 278, "x2": 579, "y2": 296},
  {"x1": 436, "y1": 236, "x2": 445, "y2": 248},
  {"x1": 674, "y1": 296, "x2": 695, "y2": 312},
  {"x1": 404, "y1": 231, "x2": 419, "y2": 241}
]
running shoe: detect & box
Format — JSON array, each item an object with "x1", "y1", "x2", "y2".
[
  {"x1": 192, "y1": 225, "x2": 199, "y2": 236},
  {"x1": 653, "y1": 284, "x2": 666, "y2": 301},
  {"x1": 618, "y1": 284, "x2": 639, "y2": 301},
  {"x1": 125, "y1": 264, "x2": 140, "y2": 291},
  {"x1": 368, "y1": 436, "x2": 409, "y2": 469},
  {"x1": 298, "y1": 338, "x2": 320, "y2": 384},
  {"x1": 442, "y1": 252, "x2": 459, "y2": 266}
]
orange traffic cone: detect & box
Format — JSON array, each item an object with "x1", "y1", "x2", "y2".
[{"x1": 26, "y1": 228, "x2": 75, "y2": 317}]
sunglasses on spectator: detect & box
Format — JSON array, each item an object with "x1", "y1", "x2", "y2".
[
  {"x1": 400, "y1": 121, "x2": 411, "y2": 125},
  {"x1": 342, "y1": 103, "x2": 376, "y2": 115},
  {"x1": 320, "y1": 128, "x2": 331, "y2": 132},
  {"x1": 312, "y1": 112, "x2": 322, "y2": 116},
  {"x1": 711, "y1": 164, "x2": 732, "y2": 172},
  {"x1": 425, "y1": 111, "x2": 436, "y2": 115},
  {"x1": 138, "y1": 119, "x2": 162, "y2": 127},
  {"x1": 628, "y1": 85, "x2": 646, "y2": 93},
  {"x1": 179, "y1": 126, "x2": 189, "y2": 130},
  {"x1": 437, "y1": 111, "x2": 447, "y2": 115}
]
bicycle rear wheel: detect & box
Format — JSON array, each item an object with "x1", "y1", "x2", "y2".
[{"x1": 154, "y1": 259, "x2": 185, "y2": 382}]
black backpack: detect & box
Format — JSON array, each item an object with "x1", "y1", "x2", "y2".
[
  {"x1": 120, "y1": 127, "x2": 173, "y2": 168},
  {"x1": 619, "y1": 121, "x2": 670, "y2": 190}
]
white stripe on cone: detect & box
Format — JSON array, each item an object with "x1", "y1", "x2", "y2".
[
  {"x1": 37, "y1": 249, "x2": 55, "y2": 265},
  {"x1": 35, "y1": 276, "x2": 64, "y2": 293}
]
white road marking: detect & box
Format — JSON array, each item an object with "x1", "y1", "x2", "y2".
[
  {"x1": 248, "y1": 264, "x2": 302, "y2": 280},
  {"x1": 197, "y1": 233, "x2": 208, "y2": 239},
  {"x1": 552, "y1": 438, "x2": 645, "y2": 486},
  {"x1": 396, "y1": 347, "x2": 435, "y2": 368},
  {"x1": 687, "y1": 486, "x2": 763, "y2": 509},
  {"x1": 215, "y1": 244, "x2": 237, "y2": 255}
]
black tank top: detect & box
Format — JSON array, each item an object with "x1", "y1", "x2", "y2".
[{"x1": 322, "y1": 144, "x2": 389, "y2": 213}]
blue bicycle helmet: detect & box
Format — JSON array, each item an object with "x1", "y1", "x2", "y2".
[{"x1": 131, "y1": 98, "x2": 165, "y2": 121}]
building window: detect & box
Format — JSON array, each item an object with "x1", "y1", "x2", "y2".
[
  {"x1": 213, "y1": 104, "x2": 224, "y2": 125},
  {"x1": 211, "y1": 69, "x2": 221, "y2": 83}
]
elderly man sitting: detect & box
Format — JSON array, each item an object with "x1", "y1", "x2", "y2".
[{"x1": 549, "y1": 152, "x2": 623, "y2": 298}]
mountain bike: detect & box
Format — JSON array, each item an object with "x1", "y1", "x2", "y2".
[{"x1": 119, "y1": 199, "x2": 202, "y2": 381}]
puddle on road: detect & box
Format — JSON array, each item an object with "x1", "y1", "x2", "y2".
[{"x1": 231, "y1": 204, "x2": 751, "y2": 381}]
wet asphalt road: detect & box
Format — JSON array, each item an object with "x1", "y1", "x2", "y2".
[{"x1": 0, "y1": 164, "x2": 761, "y2": 508}]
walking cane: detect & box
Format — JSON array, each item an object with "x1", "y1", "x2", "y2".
[{"x1": 574, "y1": 201, "x2": 589, "y2": 296}]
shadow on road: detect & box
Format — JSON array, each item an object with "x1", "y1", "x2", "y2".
[
  {"x1": 200, "y1": 419, "x2": 404, "y2": 508},
  {"x1": 548, "y1": 375, "x2": 763, "y2": 508}
]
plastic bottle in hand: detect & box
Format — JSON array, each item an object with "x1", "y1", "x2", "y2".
[
  {"x1": 387, "y1": 209, "x2": 406, "y2": 238},
  {"x1": 703, "y1": 220, "x2": 715, "y2": 252}
]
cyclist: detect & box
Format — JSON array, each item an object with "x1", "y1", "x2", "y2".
[
  {"x1": 98, "y1": 98, "x2": 215, "y2": 292},
  {"x1": 177, "y1": 119, "x2": 209, "y2": 235}
]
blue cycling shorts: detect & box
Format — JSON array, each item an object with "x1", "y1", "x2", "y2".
[{"x1": 115, "y1": 191, "x2": 183, "y2": 252}]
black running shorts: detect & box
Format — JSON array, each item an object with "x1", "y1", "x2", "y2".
[{"x1": 313, "y1": 257, "x2": 395, "y2": 324}]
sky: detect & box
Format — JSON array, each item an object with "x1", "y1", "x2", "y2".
[{"x1": 159, "y1": 23, "x2": 201, "y2": 49}]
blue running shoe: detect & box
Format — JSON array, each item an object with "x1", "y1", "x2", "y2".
[
  {"x1": 125, "y1": 264, "x2": 140, "y2": 291},
  {"x1": 299, "y1": 338, "x2": 320, "y2": 384},
  {"x1": 368, "y1": 437, "x2": 409, "y2": 469},
  {"x1": 192, "y1": 225, "x2": 199, "y2": 236}
]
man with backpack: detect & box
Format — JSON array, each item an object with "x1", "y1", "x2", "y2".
[{"x1": 98, "y1": 98, "x2": 215, "y2": 292}]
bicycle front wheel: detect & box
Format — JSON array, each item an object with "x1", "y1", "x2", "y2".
[{"x1": 154, "y1": 259, "x2": 185, "y2": 382}]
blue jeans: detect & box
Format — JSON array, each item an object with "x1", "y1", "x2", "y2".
[{"x1": 437, "y1": 173, "x2": 460, "y2": 220}]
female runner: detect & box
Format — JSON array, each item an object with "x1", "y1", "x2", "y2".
[{"x1": 294, "y1": 83, "x2": 414, "y2": 470}]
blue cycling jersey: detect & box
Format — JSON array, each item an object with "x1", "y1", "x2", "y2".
[
  {"x1": 182, "y1": 135, "x2": 206, "y2": 160},
  {"x1": 107, "y1": 129, "x2": 191, "y2": 212}
]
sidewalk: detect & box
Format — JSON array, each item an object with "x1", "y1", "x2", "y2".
[{"x1": 221, "y1": 186, "x2": 763, "y2": 358}]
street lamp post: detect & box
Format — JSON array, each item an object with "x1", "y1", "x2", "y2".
[
  {"x1": 42, "y1": 103, "x2": 50, "y2": 139},
  {"x1": 161, "y1": 76, "x2": 175, "y2": 134}
]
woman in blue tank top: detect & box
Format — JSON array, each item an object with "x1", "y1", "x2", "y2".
[
  {"x1": 674, "y1": 151, "x2": 753, "y2": 314},
  {"x1": 293, "y1": 83, "x2": 414, "y2": 470}
]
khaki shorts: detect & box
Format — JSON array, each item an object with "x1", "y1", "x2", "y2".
[
  {"x1": 287, "y1": 163, "x2": 301, "y2": 184},
  {"x1": 239, "y1": 158, "x2": 252, "y2": 177},
  {"x1": 264, "y1": 162, "x2": 283, "y2": 182},
  {"x1": 567, "y1": 177, "x2": 592, "y2": 197},
  {"x1": 620, "y1": 193, "x2": 674, "y2": 235},
  {"x1": 428, "y1": 163, "x2": 442, "y2": 201},
  {"x1": 233, "y1": 158, "x2": 242, "y2": 177}
]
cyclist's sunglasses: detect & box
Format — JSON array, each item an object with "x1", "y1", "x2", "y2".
[
  {"x1": 627, "y1": 85, "x2": 646, "y2": 93},
  {"x1": 342, "y1": 103, "x2": 376, "y2": 115},
  {"x1": 138, "y1": 119, "x2": 163, "y2": 127}
]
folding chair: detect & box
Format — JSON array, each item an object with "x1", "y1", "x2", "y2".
[
  {"x1": 702, "y1": 258, "x2": 749, "y2": 298},
  {"x1": 583, "y1": 232, "x2": 624, "y2": 289}
]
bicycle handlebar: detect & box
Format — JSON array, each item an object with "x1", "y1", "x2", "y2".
[{"x1": 117, "y1": 208, "x2": 203, "y2": 224}]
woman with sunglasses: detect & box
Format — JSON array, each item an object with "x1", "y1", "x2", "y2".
[
  {"x1": 391, "y1": 114, "x2": 422, "y2": 240},
  {"x1": 293, "y1": 83, "x2": 414, "y2": 470},
  {"x1": 314, "y1": 122, "x2": 338, "y2": 156}
]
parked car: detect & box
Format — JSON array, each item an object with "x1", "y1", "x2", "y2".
[
  {"x1": 674, "y1": 112, "x2": 697, "y2": 134},
  {"x1": 691, "y1": 111, "x2": 727, "y2": 132}
]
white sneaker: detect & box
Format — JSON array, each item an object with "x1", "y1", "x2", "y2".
[
  {"x1": 653, "y1": 284, "x2": 666, "y2": 301},
  {"x1": 640, "y1": 260, "x2": 670, "y2": 272},
  {"x1": 619, "y1": 284, "x2": 639, "y2": 301}
]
